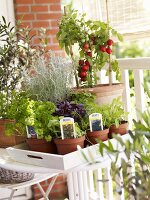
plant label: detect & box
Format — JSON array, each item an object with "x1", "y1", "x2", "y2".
[
  {"x1": 26, "y1": 126, "x2": 37, "y2": 138},
  {"x1": 60, "y1": 117, "x2": 76, "y2": 139},
  {"x1": 89, "y1": 113, "x2": 103, "y2": 132}
]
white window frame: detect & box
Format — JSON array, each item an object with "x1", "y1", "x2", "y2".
[{"x1": 0, "y1": 0, "x2": 15, "y2": 25}]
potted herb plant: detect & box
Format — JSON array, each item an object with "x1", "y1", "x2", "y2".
[
  {"x1": 57, "y1": 5, "x2": 124, "y2": 105},
  {"x1": 70, "y1": 92, "x2": 110, "y2": 144},
  {"x1": 23, "y1": 50, "x2": 73, "y2": 104},
  {"x1": 52, "y1": 101, "x2": 86, "y2": 155},
  {"x1": 107, "y1": 97, "x2": 128, "y2": 136},
  {"x1": 25, "y1": 100, "x2": 57, "y2": 153}
]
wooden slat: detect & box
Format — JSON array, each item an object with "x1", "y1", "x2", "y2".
[
  {"x1": 133, "y1": 69, "x2": 145, "y2": 120},
  {"x1": 72, "y1": 172, "x2": 80, "y2": 200},
  {"x1": 67, "y1": 173, "x2": 75, "y2": 200},
  {"x1": 115, "y1": 169, "x2": 125, "y2": 200},
  {"x1": 121, "y1": 69, "x2": 132, "y2": 128},
  {"x1": 104, "y1": 167, "x2": 114, "y2": 200},
  {"x1": 82, "y1": 171, "x2": 89, "y2": 200},
  {"x1": 96, "y1": 168, "x2": 104, "y2": 200},
  {"x1": 77, "y1": 171, "x2": 85, "y2": 200}
]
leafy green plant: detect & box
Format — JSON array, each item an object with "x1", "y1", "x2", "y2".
[
  {"x1": 26, "y1": 100, "x2": 56, "y2": 141},
  {"x1": 57, "y1": 7, "x2": 123, "y2": 88},
  {"x1": 97, "y1": 84, "x2": 150, "y2": 199},
  {"x1": 0, "y1": 91, "x2": 30, "y2": 135},
  {"x1": 70, "y1": 92, "x2": 126, "y2": 128},
  {"x1": 23, "y1": 51, "x2": 73, "y2": 103}
]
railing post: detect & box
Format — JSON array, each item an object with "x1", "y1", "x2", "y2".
[
  {"x1": 121, "y1": 69, "x2": 132, "y2": 129},
  {"x1": 133, "y1": 69, "x2": 145, "y2": 121}
]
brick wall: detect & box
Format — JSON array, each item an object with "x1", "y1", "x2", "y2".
[
  {"x1": 14, "y1": 0, "x2": 67, "y2": 199},
  {"x1": 32, "y1": 174, "x2": 68, "y2": 200},
  {"x1": 14, "y1": 0, "x2": 64, "y2": 56}
]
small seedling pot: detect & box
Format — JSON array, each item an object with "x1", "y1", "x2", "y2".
[
  {"x1": 26, "y1": 138, "x2": 57, "y2": 154},
  {"x1": 109, "y1": 121, "x2": 128, "y2": 136},
  {"x1": 54, "y1": 136, "x2": 85, "y2": 155},
  {"x1": 0, "y1": 119, "x2": 25, "y2": 148},
  {"x1": 86, "y1": 128, "x2": 109, "y2": 145}
]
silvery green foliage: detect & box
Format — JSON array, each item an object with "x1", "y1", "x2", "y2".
[{"x1": 23, "y1": 51, "x2": 73, "y2": 103}]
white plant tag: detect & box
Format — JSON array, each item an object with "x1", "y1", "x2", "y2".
[
  {"x1": 60, "y1": 117, "x2": 76, "y2": 139},
  {"x1": 89, "y1": 113, "x2": 103, "y2": 132},
  {"x1": 26, "y1": 126, "x2": 37, "y2": 138}
]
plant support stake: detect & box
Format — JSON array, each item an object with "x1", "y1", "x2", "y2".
[{"x1": 106, "y1": 0, "x2": 112, "y2": 85}]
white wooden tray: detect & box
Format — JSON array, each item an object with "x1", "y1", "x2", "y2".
[{"x1": 6, "y1": 134, "x2": 130, "y2": 171}]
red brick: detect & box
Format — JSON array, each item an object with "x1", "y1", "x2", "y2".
[
  {"x1": 47, "y1": 45, "x2": 62, "y2": 51},
  {"x1": 47, "y1": 29, "x2": 58, "y2": 35},
  {"x1": 32, "y1": 21, "x2": 50, "y2": 28},
  {"x1": 15, "y1": 0, "x2": 33, "y2": 4},
  {"x1": 16, "y1": 5, "x2": 30, "y2": 12},
  {"x1": 35, "y1": 0, "x2": 60, "y2": 3},
  {"x1": 31, "y1": 5, "x2": 48, "y2": 12},
  {"x1": 19, "y1": 21, "x2": 32, "y2": 28},
  {"x1": 50, "y1": 4, "x2": 61, "y2": 11},
  {"x1": 36, "y1": 13, "x2": 62, "y2": 20},
  {"x1": 52, "y1": 182, "x2": 67, "y2": 190},
  {"x1": 16, "y1": 14, "x2": 35, "y2": 20},
  {"x1": 51, "y1": 20, "x2": 59, "y2": 27}
]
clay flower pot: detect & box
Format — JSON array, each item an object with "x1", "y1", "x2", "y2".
[
  {"x1": 0, "y1": 119, "x2": 25, "y2": 148},
  {"x1": 74, "y1": 83, "x2": 124, "y2": 105},
  {"x1": 86, "y1": 128, "x2": 109, "y2": 145},
  {"x1": 26, "y1": 138, "x2": 57, "y2": 154},
  {"x1": 54, "y1": 136, "x2": 85, "y2": 155},
  {"x1": 109, "y1": 121, "x2": 128, "y2": 136}
]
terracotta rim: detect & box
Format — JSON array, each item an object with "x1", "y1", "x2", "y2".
[
  {"x1": 73, "y1": 83, "x2": 124, "y2": 93},
  {"x1": 0, "y1": 119, "x2": 15, "y2": 124},
  {"x1": 54, "y1": 136, "x2": 85, "y2": 145}
]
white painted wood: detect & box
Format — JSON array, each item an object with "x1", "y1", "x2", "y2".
[
  {"x1": 118, "y1": 57, "x2": 150, "y2": 70},
  {"x1": 72, "y1": 172, "x2": 80, "y2": 200},
  {"x1": 77, "y1": 171, "x2": 85, "y2": 200},
  {"x1": 67, "y1": 173, "x2": 75, "y2": 200},
  {"x1": 0, "y1": 0, "x2": 15, "y2": 25},
  {"x1": 82, "y1": 171, "x2": 89, "y2": 200},
  {"x1": 121, "y1": 69, "x2": 132, "y2": 128},
  {"x1": 133, "y1": 69, "x2": 145, "y2": 120},
  {"x1": 104, "y1": 167, "x2": 114, "y2": 200},
  {"x1": 95, "y1": 169, "x2": 104, "y2": 200},
  {"x1": 127, "y1": 154, "x2": 135, "y2": 200},
  {"x1": 88, "y1": 170, "x2": 94, "y2": 194},
  {"x1": 115, "y1": 169, "x2": 125, "y2": 200}
]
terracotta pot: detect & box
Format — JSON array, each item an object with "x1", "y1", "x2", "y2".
[
  {"x1": 109, "y1": 121, "x2": 128, "y2": 136},
  {"x1": 86, "y1": 128, "x2": 109, "y2": 145},
  {"x1": 54, "y1": 136, "x2": 85, "y2": 155},
  {"x1": 73, "y1": 83, "x2": 124, "y2": 105},
  {"x1": 0, "y1": 119, "x2": 25, "y2": 148},
  {"x1": 26, "y1": 138, "x2": 57, "y2": 154}
]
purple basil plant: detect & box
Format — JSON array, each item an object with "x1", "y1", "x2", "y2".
[{"x1": 53, "y1": 101, "x2": 88, "y2": 130}]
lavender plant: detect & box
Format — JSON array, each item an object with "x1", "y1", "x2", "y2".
[{"x1": 23, "y1": 51, "x2": 73, "y2": 103}]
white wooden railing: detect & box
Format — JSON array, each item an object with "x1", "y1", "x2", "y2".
[
  {"x1": 119, "y1": 57, "x2": 150, "y2": 121},
  {"x1": 99, "y1": 57, "x2": 150, "y2": 127},
  {"x1": 67, "y1": 134, "x2": 134, "y2": 200}
]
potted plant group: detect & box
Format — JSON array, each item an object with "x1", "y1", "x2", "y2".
[{"x1": 57, "y1": 5, "x2": 124, "y2": 105}]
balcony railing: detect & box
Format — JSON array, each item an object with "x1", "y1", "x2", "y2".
[{"x1": 68, "y1": 57, "x2": 150, "y2": 200}]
